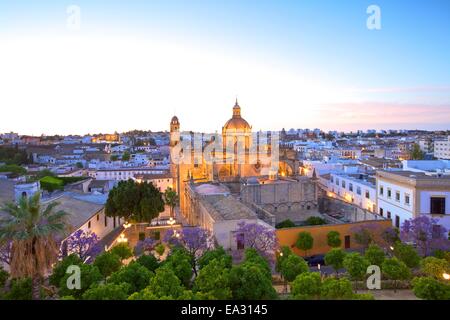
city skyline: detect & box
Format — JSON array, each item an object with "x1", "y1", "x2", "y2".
[{"x1": 1, "y1": 0, "x2": 450, "y2": 135}]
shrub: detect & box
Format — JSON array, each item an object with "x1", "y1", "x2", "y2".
[
  {"x1": 420, "y1": 257, "x2": 450, "y2": 279},
  {"x1": 279, "y1": 254, "x2": 309, "y2": 282},
  {"x1": 39, "y1": 176, "x2": 64, "y2": 192},
  {"x1": 320, "y1": 277, "x2": 354, "y2": 300},
  {"x1": 275, "y1": 219, "x2": 296, "y2": 229},
  {"x1": 382, "y1": 258, "x2": 411, "y2": 292},
  {"x1": 305, "y1": 217, "x2": 326, "y2": 226},
  {"x1": 412, "y1": 276, "x2": 450, "y2": 300},
  {"x1": 0, "y1": 266, "x2": 9, "y2": 288}
]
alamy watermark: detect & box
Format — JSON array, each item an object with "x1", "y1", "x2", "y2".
[
  {"x1": 367, "y1": 5, "x2": 381, "y2": 30},
  {"x1": 66, "y1": 5, "x2": 81, "y2": 31}
]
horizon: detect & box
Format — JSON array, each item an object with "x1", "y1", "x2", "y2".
[{"x1": 1, "y1": 1, "x2": 450, "y2": 135}]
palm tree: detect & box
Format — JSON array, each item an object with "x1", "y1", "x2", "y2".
[
  {"x1": 164, "y1": 188, "x2": 178, "y2": 218},
  {"x1": 0, "y1": 192, "x2": 70, "y2": 299}
]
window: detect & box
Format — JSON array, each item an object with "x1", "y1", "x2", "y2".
[
  {"x1": 356, "y1": 186, "x2": 361, "y2": 195},
  {"x1": 387, "y1": 188, "x2": 392, "y2": 198},
  {"x1": 365, "y1": 191, "x2": 370, "y2": 199},
  {"x1": 379, "y1": 186, "x2": 384, "y2": 195},
  {"x1": 387, "y1": 211, "x2": 391, "y2": 219},
  {"x1": 104, "y1": 216, "x2": 108, "y2": 227},
  {"x1": 379, "y1": 208, "x2": 384, "y2": 216},
  {"x1": 88, "y1": 221, "x2": 91, "y2": 229},
  {"x1": 335, "y1": 178, "x2": 339, "y2": 186},
  {"x1": 97, "y1": 214, "x2": 99, "y2": 221},
  {"x1": 405, "y1": 194, "x2": 410, "y2": 205},
  {"x1": 344, "y1": 235, "x2": 351, "y2": 249},
  {"x1": 395, "y1": 215, "x2": 400, "y2": 228},
  {"x1": 331, "y1": 176, "x2": 334, "y2": 183},
  {"x1": 349, "y1": 183, "x2": 353, "y2": 192},
  {"x1": 342, "y1": 180, "x2": 346, "y2": 188},
  {"x1": 430, "y1": 197, "x2": 445, "y2": 215},
  {"x1": 395, "y1": 191, "x2": 400, "y2": 202}
]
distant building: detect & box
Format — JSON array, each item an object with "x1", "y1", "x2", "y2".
[{"x1": 434, "y1": 136, "x2": 450, "y2": 159}]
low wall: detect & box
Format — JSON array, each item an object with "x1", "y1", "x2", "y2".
[{"x1": 276, "y1": 219, "x2": 392, "y2": 257}]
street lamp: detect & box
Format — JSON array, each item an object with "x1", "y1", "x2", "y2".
[
  {"x1": 443, "y1": 273, "x2": 450, "y2": 280},
  {"x1": 123, "y1": 221, "x2": 131, "y2": 229}
]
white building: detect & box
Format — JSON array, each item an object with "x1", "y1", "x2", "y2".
[
  {"x1": 133, "y1": 173, "x2": 173, "y2": 193},
  {"x1": 376, "y1": 170, "x2": 450, "y2": 231},
  {"x1": 434, "y1": 136, "x2": 450, "y2": 159},
  {"x1": 327, "y1": 173, "x2": 377, "y2": 213},
  {"x1": 91, "y1": 167, "x2": 168, "y2": 181}
]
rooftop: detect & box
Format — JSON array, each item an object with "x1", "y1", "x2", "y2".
[{"x1": 201, "y1": 194, "x2": 257, "y2": 221}]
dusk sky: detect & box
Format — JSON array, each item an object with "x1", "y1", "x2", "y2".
[{"x1": 0, "y1": 0, "x2": 449, "y2": 135}]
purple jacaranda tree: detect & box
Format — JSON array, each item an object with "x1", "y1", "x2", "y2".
[
  {"x1": 134, "y1": 237, "x2": 157, "y2": 256},
  {"x1": 401, "y1": 215, "x2": 450, "y2": 256},
  {"x1": 164, "y1": 227, "x2": 213, "y2": 275},
  {"x1": 233, "y1": 221, "x2": 278, "y2": 263},
  {"x1": 0, "y1": 240, "x2": 12, "y2": 266},
  {"x1": 63, "y1": 230, "x2": 100, "y2": 263}
]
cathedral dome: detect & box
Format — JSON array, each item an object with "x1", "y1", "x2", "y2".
[{"x1": 223, "y1": 99, "x2": 251, "y2": 132}]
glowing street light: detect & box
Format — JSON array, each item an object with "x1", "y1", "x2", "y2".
[
  {"x1": 117, "y1": 233, "x2": 128, "y2": 243},
  {"x1": 443, "y1": 273, "x2": 450, "y2": 280},
  {"x1": 123, "y1": 221, "x2": 131, "y2": 229}
]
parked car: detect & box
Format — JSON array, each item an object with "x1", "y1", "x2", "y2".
[{"x1": 305, "y1": 254, "x2": 325, "y2": 267}]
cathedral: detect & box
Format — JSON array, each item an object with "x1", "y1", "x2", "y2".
[
  {"x1": 170, "y1": 100, "x2": 279, "y2": 215},
  {"x1": 169, "y1": 101, "x2": 318, "y2": 245}
]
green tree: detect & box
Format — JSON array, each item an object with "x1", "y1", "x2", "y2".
[
  {"x1": 420, "y1": 257, "x2": 450, "y2": 279},
  {"x1": 0, "y1": 192, "x2": 69, "y2": 300},
  {"x1": 4, "y1": 277, "x2": 32, "y2": 300},
  {"x1": 0, "y1": 164, "x2": 27, "y2": 178},
  {"x1": 162, "y1": 248, "x2": 193, "y2": 287},
  {"x1": 343, "y1": 253, "x2": 370, "y2": 290},
  {"x1": 275, "y1": 245, "x2": 293, "y2": 273},
  {"x1": 105, "y1": 179, "x2": 164, "y2": 223},
  {"x1": 36, "y1": 169, "x2": 55, "y2": 179},
  {"x1": 198, "y1": 247, "x2": 232, "y2": 270},
  {"x1": 412, "y1": 276, "x2": 450, "y2": 300},
  {"x1": 39, "y1": 176, "x2": 64, "y2": 192},
  {"x1": 279, "y1": 254, "x2": 309, "y2": 283},
  {"x1": 155, "y1": 243, "x2": 165, "y2": 257},
  {"x1": 242, "y1": 248, "x2": 272, "y2": 280},
  {"x1": 136, "y1": 254, "x2": 160, "y2": 272},
  {"x1": 0, "y1": 266, "x2": 8, "y2": 288},
  {"x1": 193, "y1": 258, "x2": 232, "y2": 299},
  {"x1": 393, "y1": 242, "x2": 420, "y2": 268},
  {"x1": 58, "y1": 264, "x2": 103, "y2": 299},
  {"x1": 290, "y1": 272, "x2": 321, "y2": 300},
  {"x1": 110, "y1": 155, "x2": 119, "y2": 161},
  {"x1": 49, "y1": 254, "x2": 83, "y2": 287},
  {"x1": 75, "y1": 162, "x2": 83, "y2": 169},
  {"x1": 365, "y1": 244, "x2": 386, "y2": 266},
  {"x1": 108, "y1": 262, "x2": 152, "y2": 294},
  {"x1": 327, "y1": 231, "x2": 342, "y2": 248},
  {"x1": 320, "y1": 277, "x2": 354, "y2": 300},
  {"x1": 296, "y1": 232, "x2": 314, "y2": 257},
  {"x1": 324, "y1": 248, "x2": 346, "y2": 274},
  {"x1": 382, "y1": 258, "x2": 411, "y2": 292},
  {"x1": 121, "y1": 151, "x2": 131, "y2": 161},
  {"x1": 164, "y1": 188, "x2": 178, "y2": 218},
  {"x1": 110, "y1": 243, "x2": 133, "y2": 261},
  {"x1": 229, "y1": 263, "x2": 277, "y2": 300},
  {"x1": 93, "y1": 252, "x2": 122, "y2": 278},
  {"x1": 129, "y1": 267, "x2": 188, "y2": 300},
  {"x1": 410, "y1": 143, "x2": 425, "y2": 160},
  {"x1": 82, "y1": 283, "x2": 130, "y2": 300}
]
